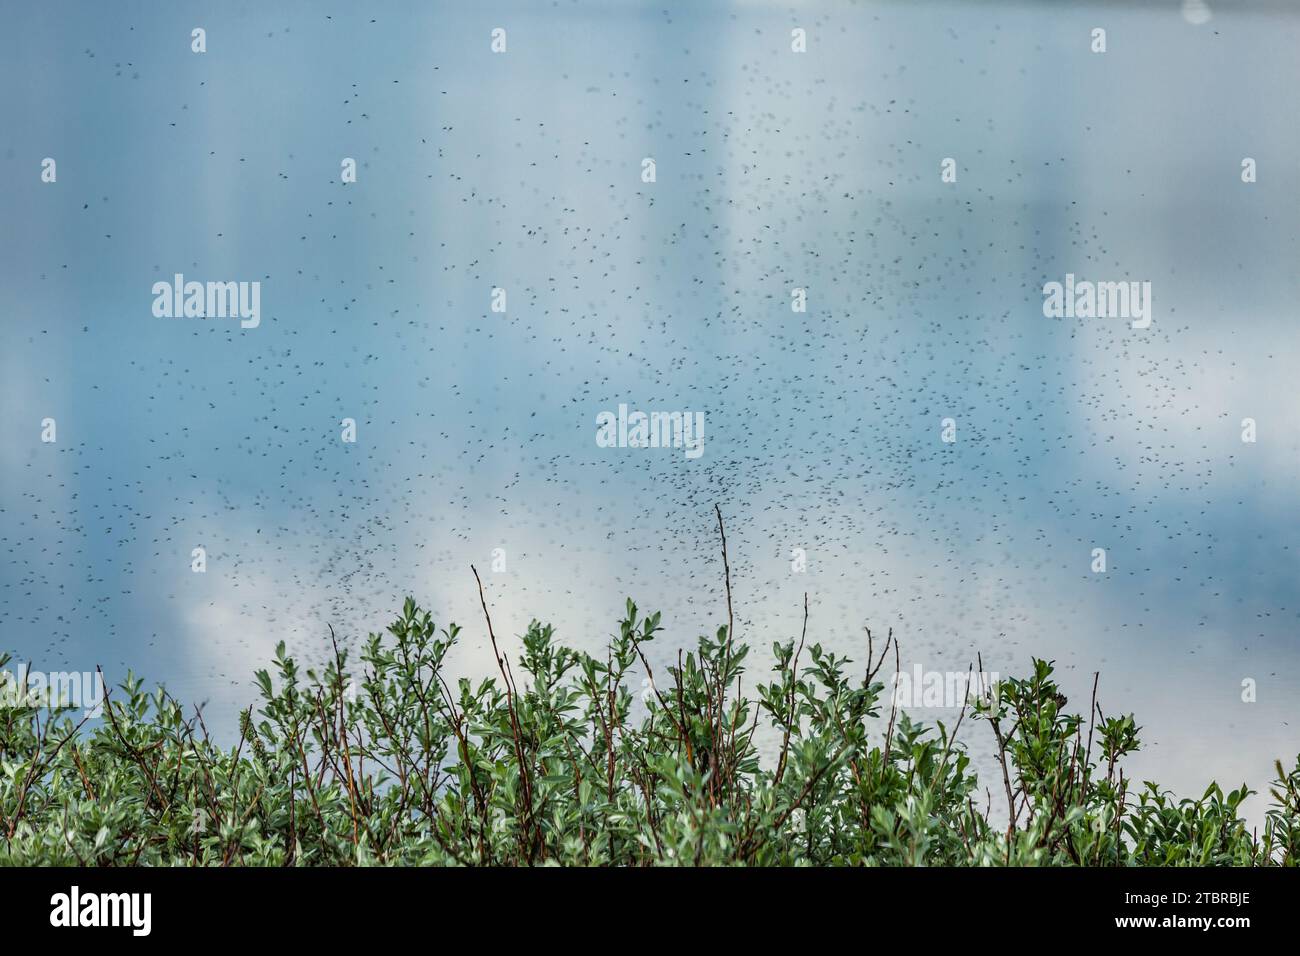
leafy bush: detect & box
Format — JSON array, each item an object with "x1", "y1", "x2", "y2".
[{"x1": 2, "y1": 518, "x2": 1297, "y2": 866}]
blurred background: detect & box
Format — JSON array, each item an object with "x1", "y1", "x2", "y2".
[{"x1": 2, "y1": 0, "x2": 1298, "y2": 829}]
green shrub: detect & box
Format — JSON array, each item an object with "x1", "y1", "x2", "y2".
[{"x1": 2, "y1": 519, "x2": 1296, "y2": 866}]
